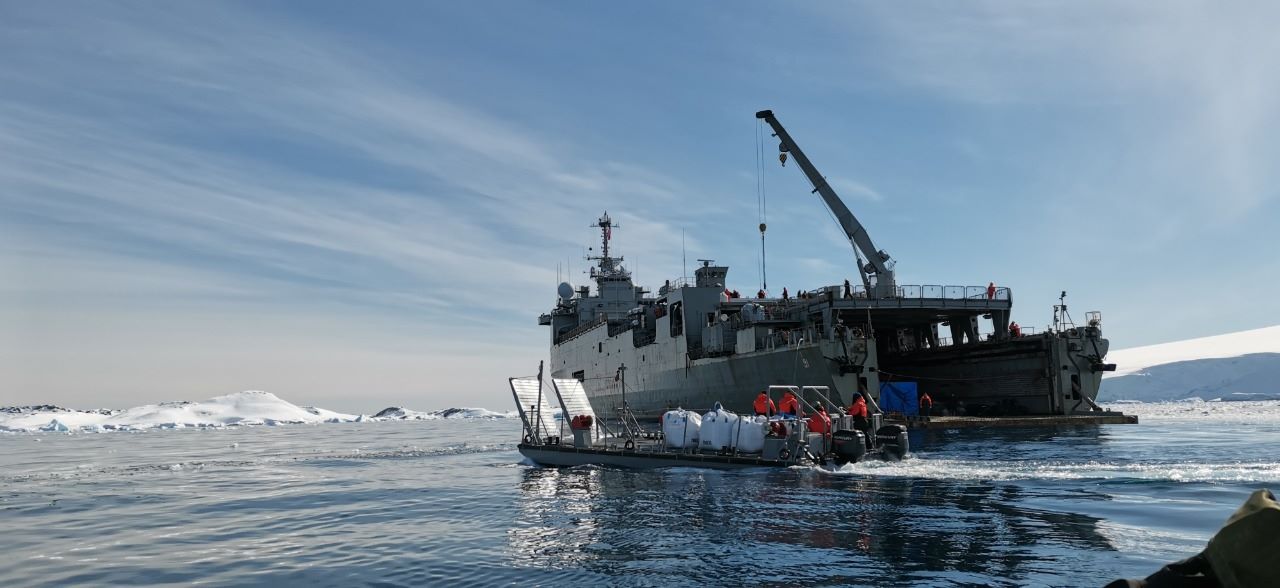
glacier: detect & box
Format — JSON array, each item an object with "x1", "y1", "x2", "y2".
[{"x1": 1099, "y1": 325, "x2": 1280, "y2": 402}]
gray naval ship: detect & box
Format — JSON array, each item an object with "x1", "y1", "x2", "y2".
[{"x1": 539, "y1": 110, "x2": 1116, "y2": 421}]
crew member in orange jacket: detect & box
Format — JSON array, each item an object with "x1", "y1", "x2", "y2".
[
  {"x1": 753, "y1": 391, "x2": 776, "y2": 416},
  {"x1": 919, "y1": 391, "x2": 933, "y2": 418},
  {"x1": 848, "y1": 394, "x2": 867, "y2": 417},
  {"x1": 778, "y1": 390, "x2": 802, "y2": 417},
  {"x1": 848, "y1": 392, "x2": 869, "y2": 435},
  {"x1": 807, "y1": 405, "x2": 831, "y2": 435}
]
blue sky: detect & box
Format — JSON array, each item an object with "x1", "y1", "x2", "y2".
[{"x1": 3, "y1": 2, "x2": 1278, "y2": 412}]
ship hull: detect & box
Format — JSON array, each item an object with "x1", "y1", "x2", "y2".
[
  {"x1": 550, "y1": 321, "x2": 871, "y2": 420},
  {"x1": 576, "y1": 345, "x2": 861, "y2": 420},
  {"x1": 552, "y1": 316, "x2": 1109, "y2": 419},
  {"x1": 880, "y1": 331, "x2": 1109, "y2": 416}
]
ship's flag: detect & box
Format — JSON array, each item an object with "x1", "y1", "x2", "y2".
[{"x1": 605, "y1": 225, "x2": 611, "y2": 241}]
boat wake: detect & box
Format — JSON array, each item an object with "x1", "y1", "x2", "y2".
[{"x1": 818, "y1": 454, "x2": 1280, "y2": 484}]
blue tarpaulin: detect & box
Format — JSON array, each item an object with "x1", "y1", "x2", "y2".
[{"x1": 879, "y1": 382, "x2": 919, "y2": 416}]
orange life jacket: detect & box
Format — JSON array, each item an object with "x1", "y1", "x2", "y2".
[
  {"x1": 753, "y1": 394, "x2": 775, "y2": 415},
  {"x1": 808, "y1": 411, "x2": 831, "y2": 434},
  {"x1": 848, "y1": 397, "x2": 868, "y2": 418},
  {"x1": 779, "y1": 393, "x2": 801, "y2": 416}
]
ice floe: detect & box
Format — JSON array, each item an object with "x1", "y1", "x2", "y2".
[{"x1": 371, "y1": 406, "x2": 517, "y2": 420}]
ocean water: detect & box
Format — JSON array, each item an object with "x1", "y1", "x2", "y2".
[{"x1": 3, "y1": 401, "x2": 1278, "y2": 587}]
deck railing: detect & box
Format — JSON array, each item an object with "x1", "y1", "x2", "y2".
[{"x1": 794, "y1": 284, "x2": 1011, "y2": 301}]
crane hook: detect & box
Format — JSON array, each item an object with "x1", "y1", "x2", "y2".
[{"x1": 779, "y1": 152, "x2": 788, "y2": 167}]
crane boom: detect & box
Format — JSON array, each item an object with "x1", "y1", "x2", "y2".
[{"x1": 755, "y1": 109, "x2": 896, "y2": 298}]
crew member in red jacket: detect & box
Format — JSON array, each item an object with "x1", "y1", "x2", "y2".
[
  {"x1": 778, "y1": 390, "x2": 802, "y2": 417},
  {"x1": 753, "y1": 391, "x2": 776, "y2": 416},
  {"x1": 848, "y1": 392, "x2": 870, "y2": 441},
  {"x1": 919, "y1": 391, "x2": 934, "y2": 418}
]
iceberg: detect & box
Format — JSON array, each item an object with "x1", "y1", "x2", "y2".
[{"x1": 39, "y1": 419, "x2": 71, "y2": 432}]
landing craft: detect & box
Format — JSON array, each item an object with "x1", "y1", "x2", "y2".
[{"x1": 538, "y1": 110, "x2": 1118, "y2": 422}]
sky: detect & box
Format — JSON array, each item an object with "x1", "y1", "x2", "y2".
[{"x1": 2, "y1": 2, "x2": 1279, "y2": 412}]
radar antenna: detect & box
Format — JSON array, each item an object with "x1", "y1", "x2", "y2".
[{"x1": 586, "y1": 212, "x2": 626, "y2": 281}]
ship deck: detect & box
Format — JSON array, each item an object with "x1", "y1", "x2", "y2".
[{"x1": 889, "y1": 412, "x2": 1138, "y2": 429}]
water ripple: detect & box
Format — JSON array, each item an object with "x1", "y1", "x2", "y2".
[{"x1": 1, "y1": 406, "x2": 1277, "y2": 586}]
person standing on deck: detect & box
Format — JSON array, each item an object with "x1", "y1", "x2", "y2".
[
  {"x1": 844, "y1": 279, "x2": 853, "y2": 299},
  {"x1": 919, "y1": 391, "x2": 933, "y2": 418},
  {"x1": 847, "y1": 392, "x2": 870, "y2": 441},
  {"x1": 753, "y1": 391, "x2": 776, "y2": 417},
  {"x1": 987, "y1": 282, "x2": 997, "y2": 300}
]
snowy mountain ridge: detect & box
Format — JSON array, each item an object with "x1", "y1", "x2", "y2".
[
  {"x1": 1100, "y1": 325, "x2": 1280, "y2": 402},
  {"x1": 0, "y1": 391, "x2": 515, "y2": 433}
]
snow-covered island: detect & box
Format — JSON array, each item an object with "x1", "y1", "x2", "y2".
[
  {"x1": 0, "y1": 391, "x2": 515, "y2": 433},
  {"x1": 1100, "y1": 325, "x2": 1280, "y2": 403}
]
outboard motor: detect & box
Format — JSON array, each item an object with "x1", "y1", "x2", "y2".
[
  {"x1": 830, "y1": 430, "x2": 867, "y2": 465},
  {"x1": 875, "y1": 425, "x2": 909, "y2": 461}
]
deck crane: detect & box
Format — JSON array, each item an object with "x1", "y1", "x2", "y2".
[{"x1": 755, "y1": 110, "x2": 897, "y2": 299}]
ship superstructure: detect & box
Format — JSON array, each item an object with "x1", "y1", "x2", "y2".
[{"x1": 540, "y1": 110, "x2": 1114, "y2": 420}]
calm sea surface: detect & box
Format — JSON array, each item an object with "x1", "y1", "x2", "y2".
[{"x1": 3, "y1": 401, "x2": 1278, "y2": 587}]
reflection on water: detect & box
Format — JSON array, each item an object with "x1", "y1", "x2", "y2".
[
  {"x1": 511, "y1": 463, "x2": 1120, "y2": 586},
  {"x1": 508, "y1": 412, "x2": 1280, "y2": 586}
]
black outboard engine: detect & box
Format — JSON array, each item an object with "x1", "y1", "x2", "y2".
[
  {"x1": 830, "y1": 430, "x2": 867, "y2": 465},
  {"x1": 875, "y1": 425, "x2": 909, "y2": 461}
]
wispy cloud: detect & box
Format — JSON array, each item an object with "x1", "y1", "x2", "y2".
[
  {"x1": 830, "y1": 178, "x2": 884, "y2": 202},
  {"x1": 0, "y1": 3, "x2": 710, "y2": 408},
  {"x1": 827, "y1": 2, "x2": 1280, "y2": 219},
  {"x1": 0, "y1": 4, "x2": 701, "y2": 320}
]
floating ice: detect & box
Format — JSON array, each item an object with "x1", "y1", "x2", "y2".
[
  {"x1": 40, "y1": 419, "x2": 71, "y2": 432},
  {"x1": 371, "y1": 406, "x2": 517, "y2": 420}
]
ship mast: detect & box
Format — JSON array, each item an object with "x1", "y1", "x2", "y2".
[{"x1": 586, "y1": 212, "x2": 626, "y2": 284}]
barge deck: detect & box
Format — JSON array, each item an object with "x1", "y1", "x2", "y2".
[{"x1": 890, "y1": 412, "x2": 1138, "y2": 429}]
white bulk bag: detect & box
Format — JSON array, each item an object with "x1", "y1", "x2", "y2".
[
  {"x1": 662, "y1": 409, "x2": 702, "y2": 449},
  {"x1": 699, "y1": 404, "x2": 737, "y2": 451},
  {"x1": 732, "y1": 415, "x2": 769, "y2": 453}
]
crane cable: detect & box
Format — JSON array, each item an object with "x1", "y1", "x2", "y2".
[{"x1": 756, "y1": 119, "x2": 768, "y2": 293}]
